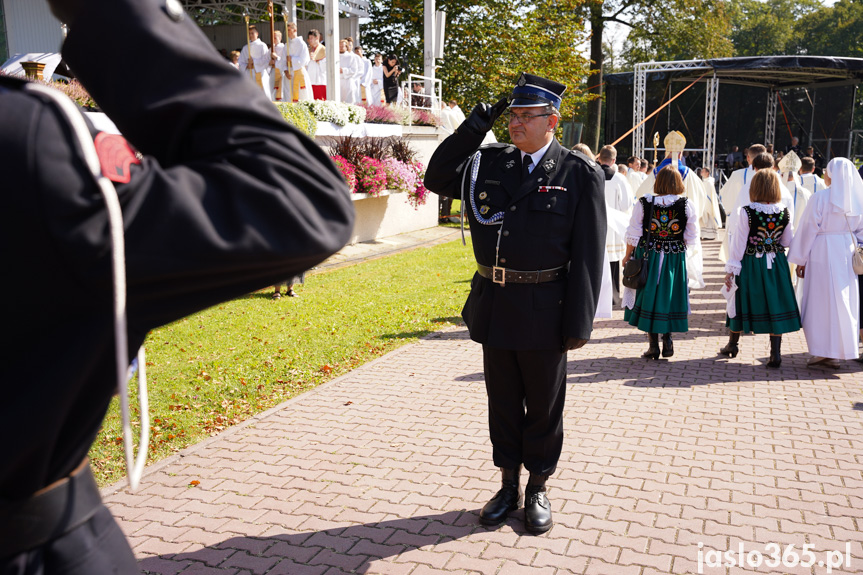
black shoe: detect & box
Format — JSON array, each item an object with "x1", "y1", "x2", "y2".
[
  {"x1": 524, "y1": 475, "x2": 553, "y2": 534},
  {"x1": 767, "y1": 335, "x2": 782, "y2": 368},
  {"x1": 479, "y1": 467, "x2": 522, "y2": 526},
  {"x1": 642, "y1": 333, "x2": 660, "y2": 360},
  {"x1": 661, "y1": 333, "x2": 674, "y2": 357},
  {"x1": 719, "y1": 331, "x2": 740, "y2": 358}
]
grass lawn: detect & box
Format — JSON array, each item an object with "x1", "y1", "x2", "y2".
[{"x1": 90, "y1": 237, "x2": 475, "y2": 486}]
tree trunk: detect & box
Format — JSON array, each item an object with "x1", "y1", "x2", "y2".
[{"x1": 583, "y1": 3, "x2": 604, "y2": 153}]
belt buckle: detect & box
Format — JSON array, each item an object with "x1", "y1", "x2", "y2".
[{"x1": 492, "y1": 266, "x2": 506, "y2": 286}]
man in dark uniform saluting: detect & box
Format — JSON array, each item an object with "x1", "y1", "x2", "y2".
[
  {"x1": 0, "y1": 0, "x2": 354, "y2": 572},
  {"x1": 424, "y1": 74, "x2": 606, "y2": 533}
]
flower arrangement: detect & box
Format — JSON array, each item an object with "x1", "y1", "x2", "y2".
[
  {"x1": 361, "y1": 104, "x2": 409, "y2": 125},
  {"x1": 298, "y1": 100, "x2": 365, "y2": 126},
  {"x1": 411, "y1": 108, "x2": 440, "y2": 127},
  {"x1": 331, "y1": 155, "x2": 357, "y2": 193},
  {"x1": 274, "y1": 102, "x2": 317, "y2": 137},
  {"x1": 327, "y1": 136, "x2": 428, "y2": 208},
  {"x1": 406, "y1": 161, "x2": 429, "y2": 208},
  {"x1": 356, "y1": 157, "x2": 388, "y2": 197},
  {"x1": 383, "y1": 157, "x2": 417, "y2": 195}
]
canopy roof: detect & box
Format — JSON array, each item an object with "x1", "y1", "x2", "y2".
[
  {"x1": 607, "y1": 56, "x2": 863, "y2": 89},
  {"x1": 180, "y1": 0, "x2": 369, "y2": 24}
]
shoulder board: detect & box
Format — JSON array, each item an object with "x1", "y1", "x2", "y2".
[{"x1": 569, "y1": 149, "x2": 599, "y2": 168}]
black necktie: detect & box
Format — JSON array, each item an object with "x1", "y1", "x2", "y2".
[{"x1": 522, "y1": 155, "x2": 533, "y2": 181}]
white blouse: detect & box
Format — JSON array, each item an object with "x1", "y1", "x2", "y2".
[{"x1": 724, "y1": 202, "x2": 793, "y2": 275}]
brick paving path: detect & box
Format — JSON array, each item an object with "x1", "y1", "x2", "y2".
[{"x1": 107, "y1": 236, "x2": 863, "y2": 575}]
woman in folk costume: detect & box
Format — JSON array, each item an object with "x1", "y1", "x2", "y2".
[
  {"x1": 622, "y1": 166, "x2": 702, "y2": 359},
  {"x1": 788, "y1": 157, "x2": 863, "y2": 368},
  {"x1": 720, "y1": 170, "x2": 801, "y2": 366}
]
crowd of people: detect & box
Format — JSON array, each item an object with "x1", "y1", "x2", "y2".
[
  {"x1": 222, "y1": 25, "x2": 420, "y2": 107},
  {"x1": 579, "y1": 134, "x2": 863, "y2": 370}
]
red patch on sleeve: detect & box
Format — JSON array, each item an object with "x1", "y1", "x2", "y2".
[{"x1": 94, "y1": 132, "x2": 141, "y2": 184}]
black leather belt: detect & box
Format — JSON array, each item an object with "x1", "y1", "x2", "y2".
[
  {"x1": 0, "y1": 460, "x2": 102, "y2": 558},
  {"x1": 477, "y1": 263, "x2": 568, "y2": 286}
]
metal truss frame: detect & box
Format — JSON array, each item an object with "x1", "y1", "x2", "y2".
[
  {"x1": 633, "y1": 60, "x2": 712, "y2": 162},
  {"x1": 764, "y1": 90, "x2": 778, "y2": 149},
  {"x1": 702, "y1": 74, "x2": 719, "y2": 171}
]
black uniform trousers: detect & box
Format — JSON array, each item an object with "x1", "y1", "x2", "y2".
[
  {"x1": 609, "y1": 260, "x2": 621, "y2": 307},
  {"x1": 1, "y1": 507, "x2": 137, "y2": 575},
  {"x1": 482, "y1": 345, "x2": 567, "y2": 477}
]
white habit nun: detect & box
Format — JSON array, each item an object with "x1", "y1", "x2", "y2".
[{"x1": 788, "y1": 157, "x2": 863, "y2": 363}]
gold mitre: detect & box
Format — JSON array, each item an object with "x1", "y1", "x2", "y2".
[
  {"x1": 664, "y1": 131, "x2": 686, "y2": 157},
  {"x1": 777, "y1": 150, "x2": 802, "y2": 174}
]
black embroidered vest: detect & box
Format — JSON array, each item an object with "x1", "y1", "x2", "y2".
[
  {"x1": 639, "y1": 196, "x2": 687, "y2": 254},
  {"x1": 744, "y1": 205, "x2": 789, "y2": 255}
]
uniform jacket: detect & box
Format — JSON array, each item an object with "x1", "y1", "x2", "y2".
[
  {"x1": 424, "y1": 126, "x2": 607, "y2": 350},
  {"x1": 0, "y1": 0, "x2": 354, "y2": 500}
]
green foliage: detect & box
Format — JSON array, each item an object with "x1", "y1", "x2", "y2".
[
  {"x1": 620, "y1": 0, "x2": 734, "y2": 67},
  {"x1": 360, "y1": 0, "x2": 593, "y2": 143},
  {"x1": 88, "y1": 238, "x2": 476, "y2": 486},
  {"x1": 789, "y1": 0, "x2": 863, "y2": 57},
  {"x1": 730, "y1": 0, "x2": 823, "y2": 56},
  {"x1": 274, "y1": 102, "x2": 318, "y2": 136}
]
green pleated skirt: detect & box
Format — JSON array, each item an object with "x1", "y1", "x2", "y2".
[
  {"x1": 726, "y1": 251, "x2": 801, "y2": 334},
  {"x1": 624, "y1": 248, "x2": 689, "y2": 333}
]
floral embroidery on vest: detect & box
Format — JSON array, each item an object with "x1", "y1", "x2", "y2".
[
  {"x1": 639, "y1": 197, "x2": 687, "y2": 254},
  {"x1": 745, "y1": 206, "x2": 789, "y2": 255}
]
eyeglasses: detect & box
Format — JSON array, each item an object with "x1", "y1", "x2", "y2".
[{"x1": 505, "y1": 112, "x2": 552, "y2": 125}]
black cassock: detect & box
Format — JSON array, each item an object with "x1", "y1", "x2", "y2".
[
  {"x1": 0, "y1": 0, "x2": 354, "y2": 571},
  {"x1": 424, "y1": 126, "x2": 606, "y2": 476}
]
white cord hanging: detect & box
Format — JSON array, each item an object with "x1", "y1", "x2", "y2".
[{"x1": 25, "y1": 82, "x2": 149, "y2": 491}]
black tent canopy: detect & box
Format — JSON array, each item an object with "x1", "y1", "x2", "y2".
[{"x1": 604, "y1": 56, "x2": 863, "y2": 167}]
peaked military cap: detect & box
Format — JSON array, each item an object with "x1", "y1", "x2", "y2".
[{"x1": 510, "y1": 73, "x2": 566, "y2": 110}]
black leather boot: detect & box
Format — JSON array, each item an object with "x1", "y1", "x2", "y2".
[
  {"x1": 524, "y1": 474, "x2": 553, "y2": 534},
  {"x1": 642, "y1": 333, "x2": 660, "y2": 360},
  {"x1": 479, "y1": 466, "x2": 522, "y2": 526},
  {"x1": 767, "y1": 335, "x2": 782, "y2": 368},
  {"x1": 661, "y1": 333, "x2": 674, "y2": 357},
  {"x1": 719, "y1": 331, "x2": 740, "y2": 358}
]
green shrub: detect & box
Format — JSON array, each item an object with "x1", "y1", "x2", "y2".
[{"x1": 274, "y1": 102, "x2": 318, "y2": 137}]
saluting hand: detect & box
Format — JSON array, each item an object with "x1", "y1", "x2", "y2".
[{"x1": 464, "y1": 97, "x2": 510, "y2": 135}]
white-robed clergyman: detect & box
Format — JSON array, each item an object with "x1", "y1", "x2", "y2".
[
  {"x1": 239, "y1": 26, "x2": 271, "y2": 100},
  {"x1": 338, "y1": 40, "x2": 361, "y2": 104},
  {"x1": 285, "y1": 23, "x2": 311, "y2": 103},
  {"x1": 788, "y1": 157, "x2": 863, "y2": 365}
]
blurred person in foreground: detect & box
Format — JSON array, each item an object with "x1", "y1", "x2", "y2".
[
  {"x1": 424, "y1": 73, "x2": 606, "y2": 534},
  {"x1": 0, "y1": 0, "x2": 354, "y2": 572},
  {"x1": 788, "y1": 158, "x2": 863, "y2": 368}
]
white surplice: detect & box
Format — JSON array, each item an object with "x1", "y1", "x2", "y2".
[
  {"x1": 287, "y1": 36, "x2": 312, "y2": 102},
  {"x1": 604, "y1": 171, "x2": 634, "y2": 262},
  {"x1": 370, "y1": 64, "x2": 385, "y2": 106},
  {"x1": 238, "y1": 38, "x2": 271, "y2": 100},
  {"x1": 699, "y1": 176, "x2": 722, "y2": 239},
  {"x1": 787, "y1": 191, "x2": 863, "y2": 359},
  {"x1": 339, "y1": 51, "x2": 361, "y2": 104},
  {"x1": 800, "y1": 173, "x2": 826, "y2": 196}
]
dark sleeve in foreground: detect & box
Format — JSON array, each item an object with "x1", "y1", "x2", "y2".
[
  {"x1": 59, "y1": 0, "x2": 354, "y2": 331},
  {"x1": 564, "y1": 159, "x2": 607, "y2": 340},
  {"x1": 423, "y1": 126, "x2": 486, "y2": 199}
]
